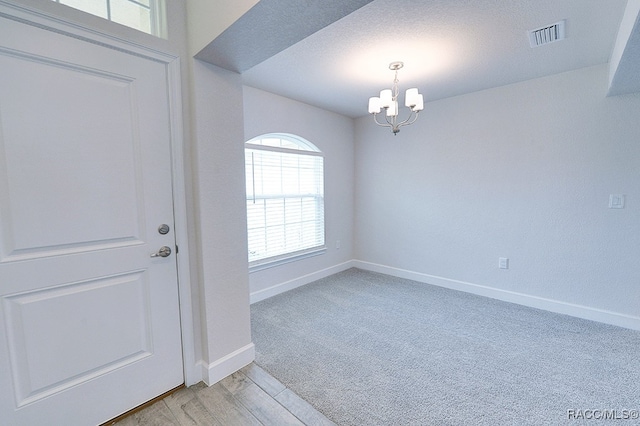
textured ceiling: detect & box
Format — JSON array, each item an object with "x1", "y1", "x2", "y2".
[
  {"x1": 195, "y1": 0, "x2": 374, "y2": 72},
  {"x1": 204, "y1": 0, "x2": 632, "y2": 118}
]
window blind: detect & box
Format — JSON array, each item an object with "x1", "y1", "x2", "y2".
[{"x1": 245, "y1": 141, "x2": 324, "y2": 265}]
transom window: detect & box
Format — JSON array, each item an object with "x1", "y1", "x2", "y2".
[
  {"x1": 245, "y1": 134, "x2": 325, "y2": 268},
  {"x1": 51, "y1": 0, "x2": 167, "y2": 38}
]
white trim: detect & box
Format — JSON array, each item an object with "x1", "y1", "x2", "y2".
[
  {"x1": 165, "y1": 56, "x2": 199, "y2": 386},
  {"x1": 246, "y1": 133, "x2": 322, "y2": 153},
  {"x1": 0, "y1": 0, "x2": 199, "y2": 385},
  {"x1": 353, "y1": 260, "x2": 640, "y2": 331},
  {"x1": 245, "y1": 143, "x2": 324, "y2": 157},
  {"x1": 0, "y1": 0, "x2": 172, "y2": 62},
  {"x1": 249, "y1": 247, "x2": 326, "y2": 273},
  {"x1": 250, "y1": 260, "x2": 355, "y2": 304},
  {"x1": 199, "y1": 343, "x2": 256, "y2": 386},
  {"x1": 149, "y1": 0, "x2": 167, "y2": 39}
]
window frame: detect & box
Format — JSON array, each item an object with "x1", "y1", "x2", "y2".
[
  {"x1": 245, "y1": 133, "x2": 326, "y2": 272},
  {"x1": 51, "y1": 0, "x2": 167, "y2": 38}
]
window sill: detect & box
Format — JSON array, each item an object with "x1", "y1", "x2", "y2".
[{"x1": 249, "y1": 247, "x2": 326, "y2": 273}]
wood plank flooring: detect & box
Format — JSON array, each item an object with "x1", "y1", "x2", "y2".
[{"x1": 108, "y1": 363, "x2": 335, "y2": 426}]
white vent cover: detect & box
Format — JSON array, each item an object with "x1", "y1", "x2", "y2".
[{"x1": 528, "y1": 20, "x2": 566, "y2": 48}]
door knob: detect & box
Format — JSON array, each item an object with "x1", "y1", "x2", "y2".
[{"x1": 151, "y1": 246, "x2": 172, "y2": 258}]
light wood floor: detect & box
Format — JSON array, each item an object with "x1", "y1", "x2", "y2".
[{"x1": 108, "y1": 363, "x2": 335, "y2": 426}]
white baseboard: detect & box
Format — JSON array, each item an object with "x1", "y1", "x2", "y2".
[
  {"x1": 353, "y1": 260, "x2": 640, "y2": 331},
  {"x1": 249, "y1": 260, "x2": 355, "y2": 304},
  {"x1": 199, "y1": 343, "x2": 255, "y2": 385}
]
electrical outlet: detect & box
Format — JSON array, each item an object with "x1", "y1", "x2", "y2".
[
  {"x1": 499, "y1": 257, "x2": 509, "y2": 269},
  {"x1": 609, "y1": 194, "x2": 625, "y2": 209}
]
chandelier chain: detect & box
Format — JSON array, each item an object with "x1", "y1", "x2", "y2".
[{"x1": 392, "y1": 70, "x2": 400, "y2": 102}]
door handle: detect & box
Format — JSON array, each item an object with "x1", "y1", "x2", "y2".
[{"x1": 151, "y1": 246, "x2": 172, "y2": 258}]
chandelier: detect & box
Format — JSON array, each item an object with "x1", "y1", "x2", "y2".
[{"x1": 368, "y1": 61, "x2": 424, "y2": 135}]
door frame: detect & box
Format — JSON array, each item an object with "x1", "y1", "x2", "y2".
[{"x1": 0, "y1": 0, "x2": 198, "y2": 386}]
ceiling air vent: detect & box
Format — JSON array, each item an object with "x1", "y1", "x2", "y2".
[{"x1": 528, "y1": 20, "x2": 565, "y2": 48}]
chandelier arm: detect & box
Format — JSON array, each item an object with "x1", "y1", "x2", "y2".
[
  {"x1": 395, "y1": 110, "x2": 419, "y2": 129},
  {"x1": 407, "y1": 111, "x2": 420, "y2": 125},
  {"x1": 376, "y1": 110, "x2": 397, "y2": 128},
  {"x1": 372, "y1": 113, "x2": 393, "y2": 129},
  {"x1": 384, "y1": 114, "x2": 397, "y2": 128}
]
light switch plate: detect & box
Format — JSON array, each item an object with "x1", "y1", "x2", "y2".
[{"x1": 499, "y1": 257, "x2": 509, "y2": 269}]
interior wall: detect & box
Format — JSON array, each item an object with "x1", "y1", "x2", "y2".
[
  {"x1": 190, "y1": 61, "x2": 254, "y2": 382},
  {"x1": 354, "y1": 64, "x2": 640, "y2": 324},
  {"x1": 243, "y1": 86, "x2": 355, "y2": 300},
  {"x1": 186, "y1": 0, "x2": 259, "y2": 56}
]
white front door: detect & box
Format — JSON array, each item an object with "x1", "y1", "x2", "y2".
[{"x1": 0, "y1": 10, "x2": 184, "y2": 426}]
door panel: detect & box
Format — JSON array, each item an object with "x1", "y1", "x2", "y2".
[
  {"x1": 4, "y1": 270, "x2": 151, "y2": 406},
  {"x1": 0, "y1": 12, "x2": 183, "y2": 426},
  {"x1": 0, "y1": 46, "x2": 144, "y2": 261}
]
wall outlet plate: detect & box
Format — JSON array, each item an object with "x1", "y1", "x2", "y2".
[{"x1": 609, "y1": 194, "x2": 625, "y2": 209}]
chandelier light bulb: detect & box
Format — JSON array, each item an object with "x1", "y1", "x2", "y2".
[
  {"x1": 413, "y1": 94, "x2": 424, "y2": 111},
  {"x1": 405, "y1": 88, "x2": 419, "y2": 108},
  {"x1": 379, "y1": 89, "x2": 393, "y2": 108},
  {"x1": 368, "y1": 97, "x2": 381, "y2": 114}
]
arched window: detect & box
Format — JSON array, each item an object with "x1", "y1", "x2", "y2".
[{"x1": 245, "y1": 133, "x2": 325, "y2": 268}]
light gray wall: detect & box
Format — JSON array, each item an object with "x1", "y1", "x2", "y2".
[
  {"x1": 191, "y1": 61, "x2": 253, "y2": 380},
  {"x1": 186, "y1": 0, "x2": 258, "y2": 56},
  {"x1": 354, "y1": 63, "x2": 640, "y2": 321},
  {"x1": 243, "y1": 86, "x2": 355, "y2": 299}
]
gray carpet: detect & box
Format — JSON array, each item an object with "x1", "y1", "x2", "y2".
[{"x1": 251, "y1": 268, "x2": 640, "y2": 425}]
